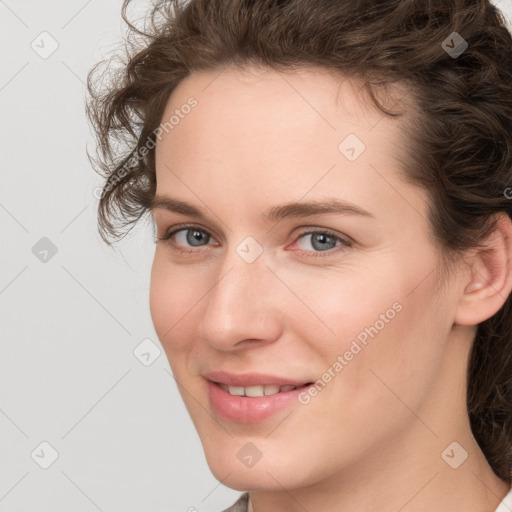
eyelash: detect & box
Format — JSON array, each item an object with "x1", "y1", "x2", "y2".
[{"x1": 155, "y1": 223, "x2": 352, "y2": 258}]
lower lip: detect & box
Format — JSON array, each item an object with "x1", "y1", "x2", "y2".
[{"x1": 206, "y1": 379, "x2": 312, "y2": 424}]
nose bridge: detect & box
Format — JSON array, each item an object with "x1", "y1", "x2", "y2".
[{"x1": 199, "y1": 241, "x2": 281, "y2": 348}]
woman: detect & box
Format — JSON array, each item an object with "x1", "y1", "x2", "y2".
[{"x1": 87, "y1": 1, "x2": 512, "y2": 510}]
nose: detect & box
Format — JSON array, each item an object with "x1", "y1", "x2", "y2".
[{"x1": 198, "y1": 246, "x2": 283, "y2": 351}]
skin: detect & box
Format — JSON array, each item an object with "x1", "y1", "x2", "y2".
[{"x1": 149, "y1": 64, "x2": 512, "y2": 512}]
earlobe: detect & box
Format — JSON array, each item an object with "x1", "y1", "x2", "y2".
[{"x1": 454, "y1": 213, "x2": 512, "y2": 326}]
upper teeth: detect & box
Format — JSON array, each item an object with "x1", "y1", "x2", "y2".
[{"x1": 219, "y1": 384, "x2": 298, "y2": 397}]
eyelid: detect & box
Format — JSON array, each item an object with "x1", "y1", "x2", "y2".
[
  {"x1": 295, "y1": 227, "x2": 352, "y2": 244},
  {"x1": 156, "y1": 223, "x2": 220, "y2": 244}
]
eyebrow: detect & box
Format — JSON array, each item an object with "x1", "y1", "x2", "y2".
[{"x1": 149, "y1": 195, "x2": 375, "y2": 223}]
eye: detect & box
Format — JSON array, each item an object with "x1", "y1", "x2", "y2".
[
  {"x1": 155, "y1": 224, "x2": 352, "y2": 257},
  {"x1": 156, "y1": 224, "x2": 216, "y2": 253},
  {"x1": 292, "y1": 228, "x2": 352, "y2": 257}
]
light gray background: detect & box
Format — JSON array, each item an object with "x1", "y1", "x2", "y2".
[{"x1": 1, "y1": 1, "x2": 511, "y2": 511}]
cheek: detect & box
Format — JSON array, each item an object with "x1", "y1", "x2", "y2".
[
  {"x1": 303, "y1": 256, "x2": 446, "y2": 394},
  {"x1": 285, "y1": 264, "x2": 401, "y2": 349},
  {"x1": 149, "y1": 254, "x2": 197, "y2": 353},
  {"x1": 331, "y1": 274, "x2": 447, "y2": 418}
]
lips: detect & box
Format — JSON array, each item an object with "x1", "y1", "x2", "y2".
[
  {"x1": 203, "y1": 370, "x2": 315, "y2": 423},
  {"x1": 207, "y1": 380, "x2": 311, "y2": 423},
  {"x1": 203, "y1": 370, "x2": 312, "y2": 388}
]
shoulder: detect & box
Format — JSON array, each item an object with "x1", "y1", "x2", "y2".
[{"x1": 219, "y1": 492, "x2": 249, "y2": 512}]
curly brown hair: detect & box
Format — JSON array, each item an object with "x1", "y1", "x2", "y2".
[{"x1": 86, "y1": 0, "x2": 512, "y2": 483}]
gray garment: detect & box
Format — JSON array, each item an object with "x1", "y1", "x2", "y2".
[{"x1": 221, "y1": 492, "x2": 249, "y2": 512}]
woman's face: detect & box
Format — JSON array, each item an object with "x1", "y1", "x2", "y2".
[{"x1": 149, "y1": 65, "x2": 468, "y2": 491}]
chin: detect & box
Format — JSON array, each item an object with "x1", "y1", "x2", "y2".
[
  {"x1": 202, "y1": 443, "x2": 311, "y2": 491},
  {"x1": 209, "y1": 463, "x2": 298, "y2": 492}
]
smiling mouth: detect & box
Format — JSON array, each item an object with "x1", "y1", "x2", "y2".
[
  {"x1": 213, "y1": 381, "x2": 314, "y2": 397},
  {"x1": 206, "y1": 378, "x2": 315, "y2": 423}
]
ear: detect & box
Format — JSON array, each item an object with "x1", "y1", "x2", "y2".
[{"x1": 454, "y1": 213, "x2": 512, "y2": 326}]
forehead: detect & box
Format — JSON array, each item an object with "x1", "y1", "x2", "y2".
[
  {"x1": 160, "y1": 64, "x2": 390, "y2": 141},
  {"x1": 153, "y1": 65, "x2": 424, "y2": 225},
  {"x1": 156, "y1": 65, "x2": 406, "y2": 166}
]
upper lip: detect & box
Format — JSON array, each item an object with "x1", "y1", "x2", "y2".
[{"x1": 203, "y1": 370, "x2": 312, "y2": 387}]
